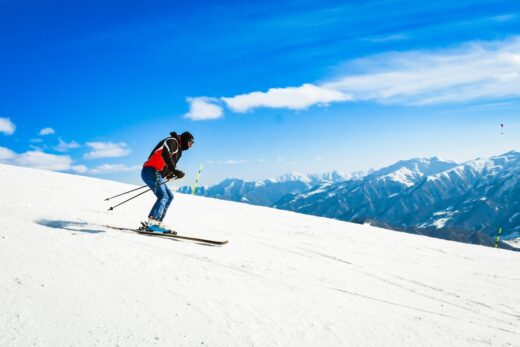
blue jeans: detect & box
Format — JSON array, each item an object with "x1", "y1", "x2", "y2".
[{"x1": 141, "y1": 166, "x2": 174, "y2": 221}]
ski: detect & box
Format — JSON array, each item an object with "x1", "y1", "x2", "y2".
[
  {"x1": 137, "y1": 230, "x2": 229, "y2": 245},
  {"x1": 103, "y1": 225, "x2": 228, "y2": 245}
]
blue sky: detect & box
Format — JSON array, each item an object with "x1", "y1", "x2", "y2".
[{"x1": 1, "y1": 0, "x2": 519, "y2": 185}]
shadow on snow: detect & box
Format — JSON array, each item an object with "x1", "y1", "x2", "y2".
[{"x1": 35, "y1": 219, "x2": 106, "y2": 234}]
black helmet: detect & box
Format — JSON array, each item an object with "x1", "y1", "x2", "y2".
[{"x1": 180, "y1": 131, "x2": 195, "y2": 150}]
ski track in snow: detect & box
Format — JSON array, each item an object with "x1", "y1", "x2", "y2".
[{"x1": 1, "y1": 163, "x2": 520, "y2": 346}]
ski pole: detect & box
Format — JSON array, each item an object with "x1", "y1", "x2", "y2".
[
  {"x1": 107, "y1": 178, "x2": 172, "y2": 211},
  {"x1": 192, "y1": 164, "x2": 204, "y2": 195},
  {"x1": 494, "y1": 227, "x2": 503, "y2": 248},
  {"x1": 108, "y1": 188, "x2": 151, "y2": 211},
  {"x1": 104, "y1": 184, "x2": 149, "y2": 201}
]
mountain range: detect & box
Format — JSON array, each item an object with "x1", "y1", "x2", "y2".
[
  {"x1": 178, "y1": 170, "x2": 355, "y2": 207},
  {"x1": 179, "y1": 151, "x2": 520, "y2": 249}
]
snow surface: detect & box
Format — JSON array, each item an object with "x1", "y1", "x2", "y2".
[{"x1": 1, "y1": 163, "x2": 520, "y2": 346}]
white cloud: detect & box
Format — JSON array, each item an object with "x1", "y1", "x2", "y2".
[
  {"x1": 0, "y1": 146, "x2": 89, "y2": 174},
  {"x1": 207, "y1": 159, "x2": 248, "y2": 165},
  {"x1": 12, "y1": 151, "x2": 73, "y2": 171},
  {"x1": 323, "y1": 36, "x2": 520, "y2": 105},
  {"x1": 223, "y1": 160, "x2": 248, "y2": 164},
  {"x1": 0, "y1": 146, "x2": 74, "y2": 172},
  {"x1": 71, "y1": 165, "x2": 88, "y2": 174},
  {"x1": 184, "y1": 97, "x2": 223, "y2": 120},
  {"x1": 221, "y1": 83, "x2": 351, "y2": 113},
  {"x1": 84, "y1": 142, "x2": 130, "y2": 159},
  {"x1": 55, "y1": 138, "x2": 81, "y2": 152},
  {"x1": 0, "y1": 117, "x2": 15, "y2": 135},
  {"x1": 188, "y1": 36, "x2": 520, "y2": 116},
  {"x1": 0, "y1": 146, "x2": 16, "y2": 161},
  {"x1": 39, "y1": 127, "x2": 55, "y2": 136},
  {"x1": 492, "y1": 14, "x2": 516, "y2": 23},
  {"x1": 28, "y1": 145, "x2": 44, "y2": 151},
  {"x1": 367, "y1": 34, "x2": 408, "y2": 43},
  {"x1": 89, "y1": 164, "x2": 141, "y2": 174}
]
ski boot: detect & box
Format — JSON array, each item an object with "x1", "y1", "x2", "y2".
[{"x1": 142, "y1": 219, "x2": 176, "y2": 234}]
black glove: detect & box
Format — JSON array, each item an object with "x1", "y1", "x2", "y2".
[
  {"x1": 172, "y1": 169, "x2": 185, "y2": 179},
  {"x1": 160, "y1": 167, "x2": 170, "y2": 178}
]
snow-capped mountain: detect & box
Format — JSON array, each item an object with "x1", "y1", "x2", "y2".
[
  {"x1": 370, "y1": 156, "x2": 458, "y2": 179},
  {"x1": 178, "y1": 170, "x2": 352, "y2": 206},
  {"x1": 273, "y1": 171, "x2": 313, "y2": 183},
  {"x1": 307, "y1": 170, "x2": 356, "y2": 184},
  {"x1": 181, "y1": 152, "x2": 520, "y2": 247},
  {"x1": 275, "y1": 151, "x2": 520, "y2": 244}
]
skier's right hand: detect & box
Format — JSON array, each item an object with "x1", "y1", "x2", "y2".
[{"x1": 172, "y1": 169, "x2": 185, "y2": 179}]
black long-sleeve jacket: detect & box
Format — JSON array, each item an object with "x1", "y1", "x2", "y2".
[{"x1": 143, "y1": 134, "x2": 183, "y2": 177}]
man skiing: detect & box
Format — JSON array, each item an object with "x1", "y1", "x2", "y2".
[{"x1": 141, "y1": 131, "x2": 194, "y2": 233}]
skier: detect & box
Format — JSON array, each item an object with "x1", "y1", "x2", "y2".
[{"x1": 141, "y1": 131, "x2": 194, "y2": 233}]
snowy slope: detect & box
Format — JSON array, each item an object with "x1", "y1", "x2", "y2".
[{"x1": 0, "y1": 163, "x2": 519, "y2": 346}]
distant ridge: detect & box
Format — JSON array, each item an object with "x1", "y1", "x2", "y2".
[{"x1": 180, "y1": 151, "x2": 520, "y2": 249}]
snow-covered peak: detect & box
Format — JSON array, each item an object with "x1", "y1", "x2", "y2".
[
  {"x1": 489, "y1": 150, "x2": 520, "y2": 165},
  {"x1": 370, "y1": 157, "x2": 458, "y2": 179},
  {"x1": 308, "y1": 170, "x2": 349, "y2": 183},
  {"x1": 378, "y1": 166, "x2": 420, "y2": 187},
  {"x1": 349, "y1": 170, "x2": 367, "y2": 180},
  {"x1": 430, "y1": 151, "x2": 520, "y2": 182},
  {"x1": 272, "y1": 170, "x2": 354, "y2": 184},
  {"x1": 273, "y1": 170, "x2": 356, "y2": 185},
  {"x1": 274, "y1": 171, "x2": 312, "y2": 183}
]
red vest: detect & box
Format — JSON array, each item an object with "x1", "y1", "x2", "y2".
[
  {"x1": 143, "y1": 147, "x2": 167, "y2": 171},
  {"x1": 143, "y1": 137, "x2": 178, "y2": 171}
]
